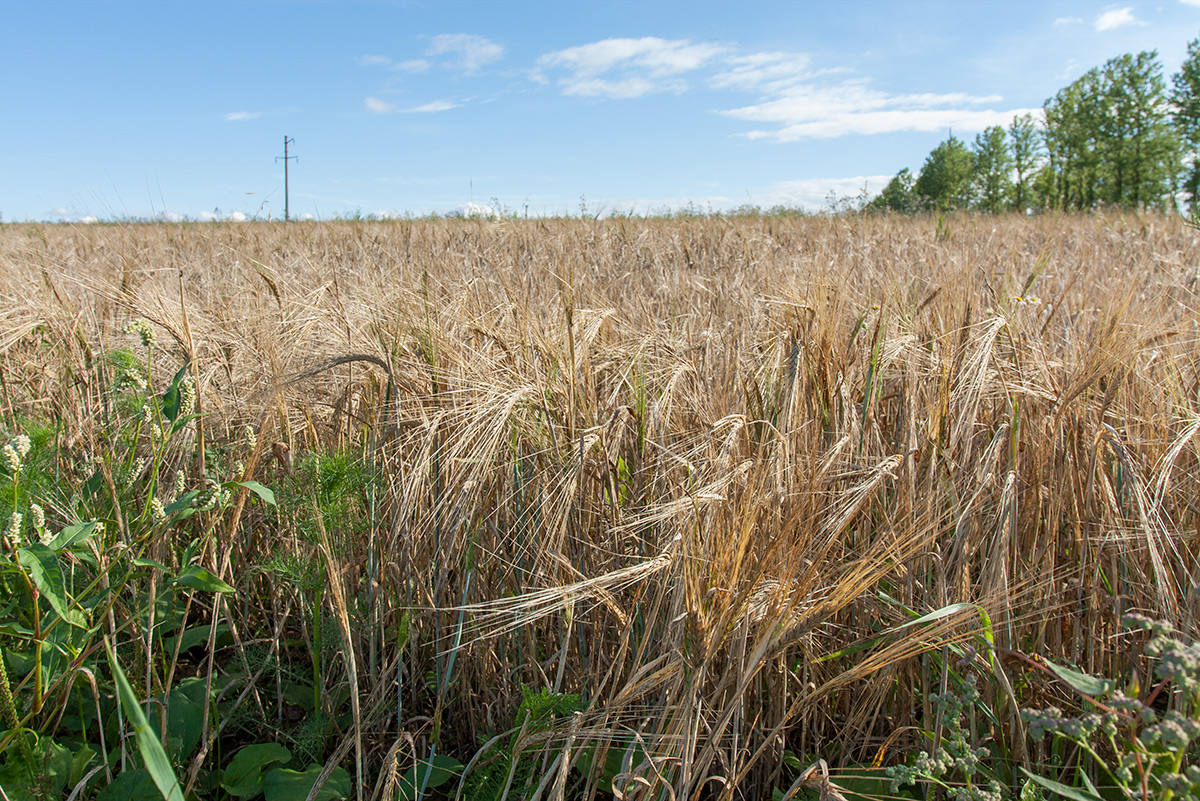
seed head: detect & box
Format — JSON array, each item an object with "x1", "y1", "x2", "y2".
[
  {"x1": 2, "y1": 444, "x2": 19, "y2": 474},
  {"x1": 12, "y1": 436, "x2": 30, "y2": 459},
  {"x1": 5, "y1": 513, "x2": 22, "y2": 549},
  {"x1": 123, "y1": 318, "x2": 157, "y2": 349},
  {"x1": 179, "y1": 376, "x2": 196, "y2": 417}
]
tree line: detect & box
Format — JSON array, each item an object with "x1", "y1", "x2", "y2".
[{"x1": 868, "y1": 37, "x2": 1200, "y2": 214}]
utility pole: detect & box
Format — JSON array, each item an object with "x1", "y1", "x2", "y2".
[{"x1": 276, "y1": 136, "x2": 296, "y2": 221}]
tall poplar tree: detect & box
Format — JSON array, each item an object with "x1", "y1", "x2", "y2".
[
  {"x1": 1008, "y1": 113, "x2": 1042, "y2": 212},
  {"x1": 1172, "y1": 37, "x2": 1200, "y2": 210},
  {"x1": 971, "y1": 126, "x2": 1013, "y2": 213}
]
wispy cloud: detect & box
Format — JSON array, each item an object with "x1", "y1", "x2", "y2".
[
  {"x1": 1095, "y1": 7, "x2": 1144, "y2": 30},
  {"x1": 405, "y1": 100, "x2": 459, "y2": 113},
  {"x1": 359, "y1": 54, "x2": 430, "y2": 73},
  {"x1": 395, "y1": 59, "x2": 431, "y2": 73},
  {"x1": 1183, "y1": 0, "x2": 1200, "y2": 7},
  {"x1": 427, "y1": 34, "x2": 504, "y2": 74},
  {"x1": 537, "y1": 37, "x2": 726, "y2": 98},
  {"x1": 755, "y1": 175, "x2": 894, "y2": 210},
  {"x1": 365, "y1": 97, "x2": 459, "y2": 114},
  {"x1": 1053, "y1": 16, "x2": 1083, "y2": 26},
  {"x1": 224, "y1": 111, "x2": 261, "y2": 122},
  {"x1": 531, "y1": 38, "x2": 1027, "y2": 139},
  {"x1": 1057, "y1": 58, "x2": 1081, "y2": 80},
  {"x1": 719, "y1": 80, "x2": 1031, "y2": 140},
  {"x1": 710, "y1": 52, "x2": 814, "y2": 93},
  {"x1": 365, "y1": 97, "x2": 396, "y2": 114}
]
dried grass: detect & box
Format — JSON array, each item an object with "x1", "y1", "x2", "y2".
[{"x1": 2, "y1": 211, "x2": 1199, "y2": 798}]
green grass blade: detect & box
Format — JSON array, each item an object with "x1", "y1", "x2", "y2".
[{"x1": 105, "y1": 642, "x2": 186, "y2": 801}]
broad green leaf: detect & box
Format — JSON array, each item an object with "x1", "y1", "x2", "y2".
[
  {"x1": 1020, "y1": 770, "x2": 1103, "y2": 801},
  {"x1": 223, "y1": 743, "x2": 292, "y2": 797},
  {"x1": 83, "y1": 470, "x2": 105, "y2": 503},
  {"x1": 96, "y1": 769, "x2": 159, "y2": 801},
  {"x1": 105, "y1": 643, "x2": 186, "y2": 801},
  {"x1": 39, "y1": 737, "x2": 73, "y2": 792},
  {"x1": 70, "y1": 743, "x2": 97, "y2": 787},
  {"x1": 181, "y1": 538, "x2": 201, "y2": 566},
  {"x1": 398, "y1": 755, "x2": 464, "y2": 801},
  {"x1": 1042, "y1": 659, "x2": 1115, "y2": 696},
  {"x1": 230, "y1": 480, "x2": 276, "y2": 506},
  {"x1": 133, "y1": 557, "x2": 172, "y2": 572},
  {"x1": 148, "y1": 678, "x2": 205, "y2": 762},
  {"x1": 166, "y1": 623, "x2": 231, "y2": 653},
  {"x1": 18, "y1": 544, "x2": 78, "y2": 625},
  {"x1": 172, "y1": 564, "x2": 235, "y2": 594},
  {"x1": 262, "y1": 765, "x2": 351, "y2": 801},
  {"x1": 575, "y1": 745, "x2": 641, "y2": 795},
  {"x1": 163, "y1": 490, "x2": 202, "y2": 518},
  {"x1": 160, "y1": 363, "x2": 190, "y2": 423},
  {"x1": 46, "y1": 521, "x2": 101, "y2": 551},
  {"x1": 168, "y1": 412, "x2": 200, "y2": 436}
]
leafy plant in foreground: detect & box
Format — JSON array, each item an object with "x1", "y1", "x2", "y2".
[
  {"x1": 887, "y1": 673, "x2": 1005, "y2": 801},
  {"x1": 1019, "y1": 614, "x2": 1200, "y2": 801}
]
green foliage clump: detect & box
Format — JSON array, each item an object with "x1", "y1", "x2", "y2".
[{"x1": 462, "y1": 685, "x2": 585, "y2": 801}]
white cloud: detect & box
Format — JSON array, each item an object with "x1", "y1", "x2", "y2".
[
  {"x1": 1095, "y1": 7, "x2": 1144, "y2": 30},
  {"x1": 537, "y1": 37, "x2": 726, "y2": 98},
  {"x1": 224, "y1": 111, "x2": 261, "y2": 122},
  {"x1": 602, "y1": 176, "x2": 894, "y2": 215},
  {"x1": 359, "y1": 55, "x2": 391, "y2": 66},
  {"x1": 366, "y1": 97, "x2": 459, "y2": 114},
  {"x1": 403, "y1": 100, "x2": 459, "y2": 113},
  {"x1": 720, "y1": 80, "x2": 1029, "y2": 140},
  {"x1": 365, "y1": 97, "x2": 397, "y2": 113},
  {"x1": 1053, "y1": 16, "x2": 1083, "y2": 26},
  {"x1": 427, "y1": 34, "x2": 504, "y2": 73},
  {"x1": 563, "y1": 77, "x2": 676, "y2": 99},
  {"x1": 753, "y1": 175, "x2": 894, "y2": 210},
  {"x1": 198, "y1": 211, "x2": 248, "y2": 222},
  {"x1": 394, "y1": 59, "x2": 431, "y2": 73},
  {"x1": 48, "y1": 207, "x2": 100, "y2": 222},
  {"x1": 1183, "y1": 0, "x2": 1200, "y2": 7},
  {"x1": 446, "y1": 202, "x2": 497, "y2": 218},
  {"x1": 710, "y1": 52, "x2": 814, "y2": 93}
]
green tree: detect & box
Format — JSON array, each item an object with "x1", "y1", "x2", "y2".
[
  {"x1": 971, "y1": 126, "x2": 1013, "y2": 213},
  {"x1": 1100, "y1": 51, "x2": 1179, "y2": 209},
  {"x1": 1043, "y1": 51, "x2": 1179, "y2": 211},
  {"x1": 867, "y1": 168, "x2": 918, "y2": 213},
  {"x1": 1043, "y1": 70, "x2": 1103, "y2": 210},
  {"x1": 1172, "y1": 37, "x2": 1200, "y2": 210},
  {"x1": 914, "y1": 135, "x2": 973, "y2": 211},
  {"x1": 1008, "y1": 113, "x2": 1042, "y2": 212}
]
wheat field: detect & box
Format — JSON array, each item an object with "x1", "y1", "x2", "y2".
[{"x1": 1, "y1": 212, "x2": 1198, "y2": 800}]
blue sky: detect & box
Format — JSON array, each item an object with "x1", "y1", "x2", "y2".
[{"x1": 4, "y1": 0, "x2": 1200, "y2": 221}]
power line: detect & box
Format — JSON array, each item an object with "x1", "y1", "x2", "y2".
[{"x1": 275, "y1": 136, "x2": 296, "y2": 221}]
